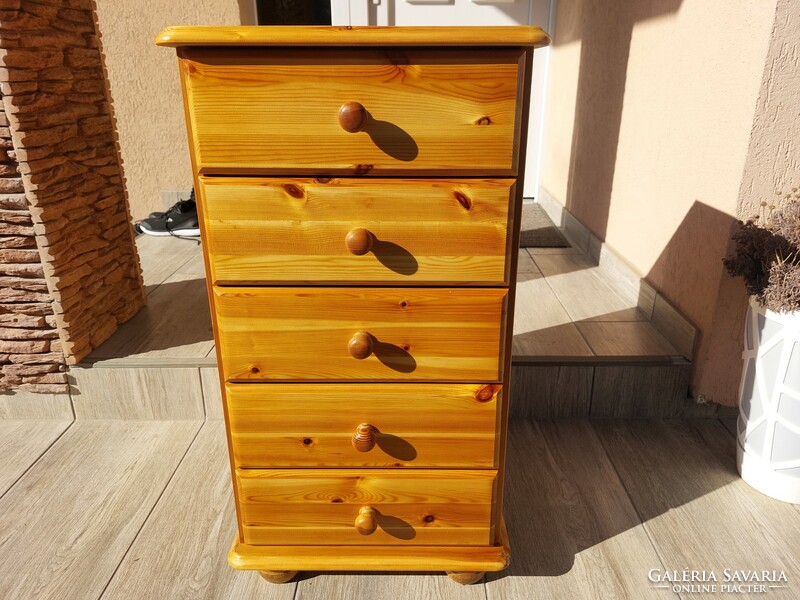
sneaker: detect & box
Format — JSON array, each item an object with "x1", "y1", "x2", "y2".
[{"x1": 138, "y1": 197, "x2": 200, "y2": 237}]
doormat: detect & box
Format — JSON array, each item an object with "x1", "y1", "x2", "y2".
[{"x1": 520, "y1": 202, "x2": 570, "y2": 248}]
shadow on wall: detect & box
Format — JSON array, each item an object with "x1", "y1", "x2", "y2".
[
  {"x1": 647, "y1": 201, "x2": 749, "y2": 404},
  {"x1": 554, "y1": 0, "x2": 682, "y2": 242}
]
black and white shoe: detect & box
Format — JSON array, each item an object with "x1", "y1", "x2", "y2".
[{"x1": 138, "y1": 196, "x2": 200, "y2": 237}]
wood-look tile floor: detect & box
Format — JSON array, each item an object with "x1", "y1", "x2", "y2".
[
  {"x1": 2, "y1": 417, "x2": 798, "y2": 600},
  {"x1": 87, "y1": 235, "x2": 679, "y2": 366}
]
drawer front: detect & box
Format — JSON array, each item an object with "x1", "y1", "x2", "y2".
[
  {"x1": 200, "y1": 177, "x2": 515, "y2": 285},
  {"x1": 227, "y1": 383, "x2": 501, "y2": 468},
  {"x1": 237, "y1": 469, "x2": 496, "y2": 546},
  {"x1": 181, "y1": 48, "x2": 523, "y2": 175},
  {"x1": 214, "y1": 286, "x2": 506, "y2": 382}
]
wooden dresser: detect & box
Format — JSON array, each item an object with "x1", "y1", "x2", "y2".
[{"x1": 157, "y1": 25, "x2": 549, "y2": 585}]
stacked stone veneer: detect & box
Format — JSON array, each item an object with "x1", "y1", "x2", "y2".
[
  {"x1": 0, "y1": 0, "x2": 145, "y2": 389},
  {"x1": 0, "y1": 97, "x2": 67, "y2": 392}
]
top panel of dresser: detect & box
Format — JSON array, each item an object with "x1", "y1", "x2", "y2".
[{"x1": 177, "y1": 46, "x2": 528, "y2": 176}]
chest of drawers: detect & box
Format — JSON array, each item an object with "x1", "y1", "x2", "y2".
[{"x1": 158, "y1": 25, "x2": 549, "y2": 585}]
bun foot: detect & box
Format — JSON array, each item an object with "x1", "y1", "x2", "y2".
[
  {"x1": 259, "y1": 570, "x2": 298, "y2": 584},
  {"x1": 447, "y1": 571, "x2": 485, "y2": 585}
]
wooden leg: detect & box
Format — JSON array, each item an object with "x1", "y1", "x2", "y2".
[
  {"x1": 447, "y1": 571, "x2": 485, "y2": 585},
  {"x1": 259, "y1": 570, "x2": 298, "y2": 584}
]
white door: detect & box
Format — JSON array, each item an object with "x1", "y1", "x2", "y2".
[{"x1": 331, "y1": 0, "x2": 552, "y2": 198}]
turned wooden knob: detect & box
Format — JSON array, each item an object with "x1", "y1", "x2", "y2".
[
  {"x1": 338, "y1": 101, "x2": 368, "y2": 133},
  {"x1": 348, "y1": 331, "x2": 373, "y2": 360},
  {"x1": 352, "y1": 423, "x2": 376, "y2": 452},
  {"x1": 355, "y1": 506, "x2": 378, "y2": 535},
  {"x1": 345, "y1": 228, "x2": 373, "y2": 255}
]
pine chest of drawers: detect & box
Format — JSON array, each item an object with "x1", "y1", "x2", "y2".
[{"x1": 158, "y1": 25, "x2": 550, "y2": 584}]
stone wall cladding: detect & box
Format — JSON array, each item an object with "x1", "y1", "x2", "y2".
[
  {"x1": 0, "y1": 98, "x2": 67, "y2": 392},
  {"x1": 0, "y1": 0, "x2": 146, "y2": 373}
]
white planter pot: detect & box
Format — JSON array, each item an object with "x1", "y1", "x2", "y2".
[{"x1": 737, "y1": 296, "x2": 800, "y2": 504}]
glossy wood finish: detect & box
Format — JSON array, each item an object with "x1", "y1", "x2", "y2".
[
  {"x1": 157, "y1": 25, "x2": 551, "y2": 48},
  {"x1": 230, "y1": 515, "x2": 510, "y2": 572},
  {"x1": 165, "y1": 26, "x2": 545, "y2": 578},
  {"x1": 200, "y1": 177, "x2": 514, "y2": 285},
  {"x1": 180, "y1": 48, "x2": 522, "y2": 175},
  {"x1": 236, "y1": 469, "x2": 496, "y2": 546},
  {"x1": 214, "y1": 287, "x2": 507, "y2": 382},
  {"x1": 225, "y1": 383, "x2": 499, "y2": 468}
]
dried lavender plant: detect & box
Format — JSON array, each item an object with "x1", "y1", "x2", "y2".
[{"x1": 724, "y1": 191, "x2": 800, "y2": 313}]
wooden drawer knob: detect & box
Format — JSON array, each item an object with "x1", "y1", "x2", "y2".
[
  {"x1": 352, "y1": 423, "x2": 376, "y2": 452},
  {"x1": 345, "y1": 228, "x2": 373, "y2": 255},
  {"x1": 348, "y1": 331, "x2": 373, "y2": 360},
  {"x1": 338, "y1": 101, "x2": 368, "y2": 133},
  {"x1": 355, "y1": 506, "x2": 378, "y2": 535}
]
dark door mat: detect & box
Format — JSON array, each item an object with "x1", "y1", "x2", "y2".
[{"x1": 520, "y1": 202, "x2": 570, "y2": 248}]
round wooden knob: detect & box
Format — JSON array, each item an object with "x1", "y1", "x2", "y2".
[
  {"x1": 355, "y1": 506, "x2": 378, "y2": 535},
  {"x1": 338, "y1": 101, "x2": 368, "y2": 133},
  {"x1": 352, "y1": 423, "x2": 376, "y2": 452},
  {"x1": 345, "y1": 228, "x2": 373, "y2": 255},
  {"x1": 348, "y1": 331, "x2": 373, "y2": 360}
]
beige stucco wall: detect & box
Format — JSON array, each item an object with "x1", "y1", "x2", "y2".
[
  {"x1": 539, "y1": 0, "x2": 783, "y2": 405},
  {"x1": 94, "y1": 1, "x2": 255, "y2": 219},
  {"x1": 738, "y1": 0, "x2": 800, "y2": 219}
]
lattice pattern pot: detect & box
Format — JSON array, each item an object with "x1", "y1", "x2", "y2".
[{"x1": 738, "y1": 296, "x2": 800, "y2": 504}]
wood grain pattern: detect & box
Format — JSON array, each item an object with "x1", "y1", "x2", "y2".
[
  {"x1": 486, "y1": 421, "x2": 665, "y2": 599},
  {"x1": 512, "y1": 268, "x2": 594, "y2": 357},
  {"x1": 0, "y1": 421, "x2": 200, "y2": 600},
  {"x1": 157, "y1": 25, "x2": 551, "y2": 48},
  {"x1": 230, "y1": 516, "x2": 509, "y2": 572},
  {"x1": 100, "y1": 422, "x2": 295, "y2": 600},
  {"x1": 532, "y1": 254, "x2": 646, "y2": 322},
  {"x1": 594, "y1": 420, "x2": 800, "y2": 596},
  {"x1": 181, "y1": 48, "x2": 522, "y2": 175},
  {"x1": 295, "y1": 571, "x2": 486, "y2": 600},
  {"x1": 226, "y1": 383, "x2": 500, "y2": 468},
  {"x1": 200, "y1": 177, "x2": 514, "y2": 285},
  {"x1": 70, "y1": 366, "x2": 205, "y2": 420},
  {"x1": 575, "y1": 321, "x2": 680, "y2": 357},
  {"x1": 237, "y1": 468, "x2": 495, "y2": 546},
  {"x1": 0, "y1": 420, "x2": 70, "y2": 497},
  {"x1": 590, "y1": 364, "x2": 695, "y2": 418},
  {"x1": 0, "y1": 390, "x2": 73, "y2": 419},
  {"x1": 214, "y1": 287, "x2": 507, "y2": 381},
  {"x1": 509, "y1": 365, "x2": 593, "y2": 418}
]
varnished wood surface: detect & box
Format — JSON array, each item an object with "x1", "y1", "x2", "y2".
[
  {"x1": 181, "y1": 48, "x2": 522, "y2": 176},
  {"x1": 226, "y1": 383, "x2": 500, "y2": 468},
  {"x1": 0, "y1": 421, "x2": 200, "y2": 600},
  {"x1": 157, "y1": 25, "x2": 551, "y2": 48},
  {"x1": 214, "y1": 287, "x2": 507, "y2": 382},
  {"x1": 200, "y1": 177, "x2": 514, "y2": 285},
  {"x1": 236, "y1": 468, "x2": 496, "y2": 546},
  {"x1": 231, "y1": 515, "x2": 510, "y2": 572}
]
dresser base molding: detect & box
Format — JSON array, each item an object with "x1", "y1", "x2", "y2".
[{"x1": 228, "y1": 516, "x2": 510, "y2": 576}]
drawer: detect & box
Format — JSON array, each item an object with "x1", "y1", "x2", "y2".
[
  {"x1": 226, "y1": 382, "x2": 501, "y2": 468},
  {"x1": 200, "y1": 177, "x2": 515, "y2": 285},
  {"x1": 180, "y1": 47, "x2": 523, "y2": 175},
  {"x1": 214, "y1": 286, "x2": 506, "y2": 381},
  {"x1": 236, "y1": 468, "x2": 496, "y2": 546}
]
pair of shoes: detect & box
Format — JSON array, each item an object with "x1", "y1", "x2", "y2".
[{"x1": 137, "y1": 190, "x2": 200, "y2": 237}]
